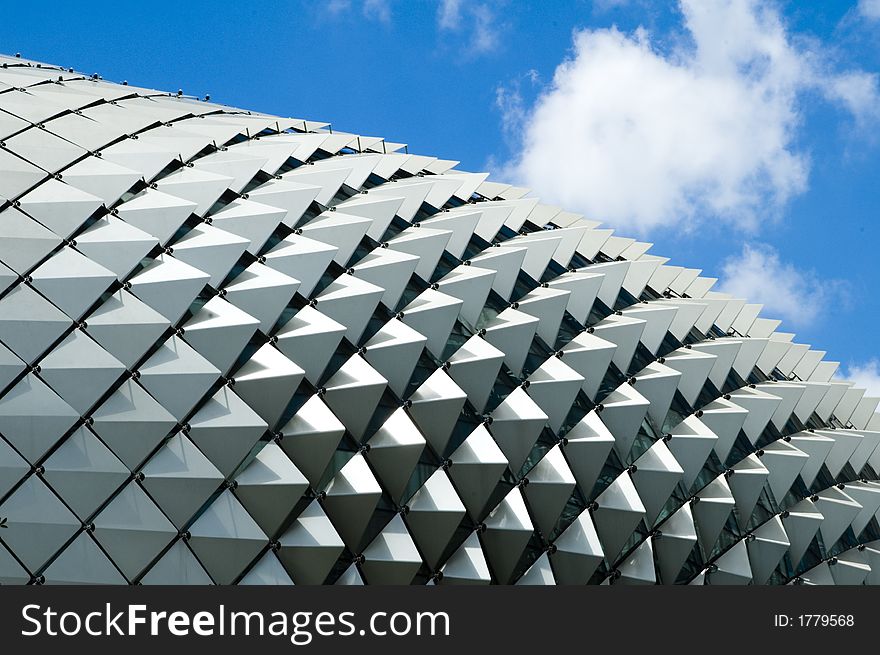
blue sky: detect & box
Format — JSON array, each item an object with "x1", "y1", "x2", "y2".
[{"x1": 6, "y1": 0, "x2": 880, "y2": 391}]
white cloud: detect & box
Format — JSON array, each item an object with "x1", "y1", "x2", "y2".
[
  {"x1": 498, "y1": 0, "x2": 880, "y2": 235},
  {"x1": 593, "y1": 0, "x2": 632, "y2": 11},
  {"x1": 822, "y1": 71, "x2": 880, "y2": 125},
  {"x1": 858, "y1": 0, "x2": 880, "y2": 20},
  {"x1": 438, "y1": 0, "x2": 463, "y2": 29},
  {"x1": 716, "y1": 242, "x2": 848, "y2": 328},
  {"x1": 327, "y1": 0, "x2": 351, "y2": 15},
  {"x1": 363, "y1": 0, "x2": 392, "y2": 23},
  {"x1": 838, "y1": 359, "x2": 880, "y2": 397},
  {"x1": 325, "y1": 0, "x2": 392, "y2": 23},
  {"x1": 438, "y1": 0, "x2": 502, "y2": 54},
  {"x1": 495, "y1": 82, "x2": 525, "y2": 144},
  {"x1": 494, "y1": 70, "x2": 541, "y2": 146},
  {"x1": 470, "y1": 4, "x2": 500, "y2": 53}
]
